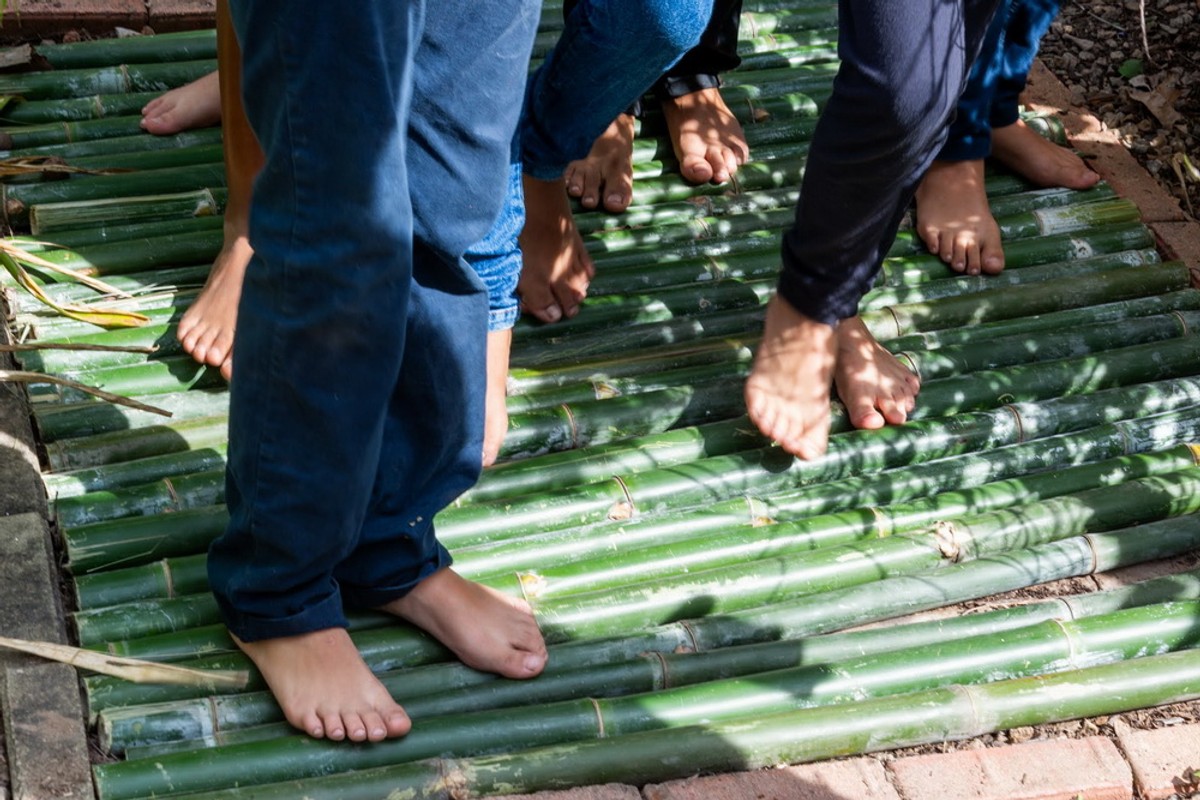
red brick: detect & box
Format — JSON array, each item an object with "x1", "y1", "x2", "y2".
[
  {"x1": 644, "y1": 758, "x2": 899, "y2": 800},
  {"x1": 1114, "y1": 720, "x2": 1200, "y2": 800},
  {"x1": 1150, "y1": 221, "x2": 1200, "y2": 273},
  {"x1": 887, "y1": 738, "x2": 1133, "y2": 800},
  {"x1": 490, "y1": 785, "x2": 640, "y2": 800},
  {"x1": 145, "y1": 0, "x2": 215, "y2": 34},
  {"x1": 3, "y1": 0, "x2": 146, "y2": 37}
]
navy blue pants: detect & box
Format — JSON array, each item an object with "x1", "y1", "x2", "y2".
[
  {"x1": 942, "y1": 0, "x2": 1063, "y2": 161},
  {"x1": 209, "y1": 0, "x2": 540, "y2": 641},
  {"x1": 777, "y1": 0, "x2": 1003, "y2": 324}
]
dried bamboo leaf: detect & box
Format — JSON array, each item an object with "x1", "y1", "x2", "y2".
[
  {"x1": 0, "y1": 249, "x2": 149, "y2": 328},
  {"x1": 0, "y1": 635, "x2": 247, "y2": 688},
  {"x1": 0, "y1": 238, "x2": 132, "y2": 296},
  {"x1": 0, "y1": 155, "x2": 132, "y2": 177}
]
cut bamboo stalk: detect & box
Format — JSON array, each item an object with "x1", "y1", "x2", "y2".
[
  {"x1": 100, "y1": 570, "x2": 1200, "y2": 757},
  {"x1": 139, "y1": 647, "x2": 1200, "y2": 800},
  {"x1": 0, "y1": 59, "x2": 216, "y2": 101},
  {"x1": 1, "y1": 92, "x2": 162, "y2": 125},
  {"x1": 33, "y1": 30, "x2": 217, "y2": 69},
  {"x1": 87, "y1": 599, "x2": 1200, "y2": 798},
  {"x1": 82, "y1": 519, "x2": 1200, "y2": 712}
]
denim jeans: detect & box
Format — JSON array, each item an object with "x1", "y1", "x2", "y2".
[
  {"x1": 777, "y1": 0, "x2": 1003, "y2": 324},
  {"x1": 940, "y1": 0, "x2": 1062, "y2": 160},
  {"x1": 466, "y1": 0, "x2": 714, "y2": 330},
  {"x1": 209, "y1": 0, "x2": 539, "y2": 641}
]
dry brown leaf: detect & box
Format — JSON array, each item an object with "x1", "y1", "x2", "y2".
[{"x1": 1128, "y1": 77, "x2": 1183, "y2": 127}]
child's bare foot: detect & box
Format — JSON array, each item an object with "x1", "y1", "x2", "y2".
[
  {"x1": 915, "y1": 159, "x2": 1005, "y2": 276},
  {"x1": 140, "y1": 71, "x2": 222, "y2": 136},
  {"x1": 382, "y1": 567, "x2": 547, "y2": 680},
  {"x1": 517, "y1": 175, "x2": 595, "y2": 323},
  {"x1": 483, "y1": 328, "x2": 511, "y2": 467},
  {"x1": 833, "y1": 316, "x2": 920, "y2": 430},
  {"x1": 660, "y1": 87, "x2": 750, "y2": 185},
  {"x1": 177, "y1": 231, "x2": 251, "y2": 381},
  {"x1": 564, "y1": 114, "x2": 637, "y2": 213},
  {"x1": 233, "y1": 627, "x2": 411, "y2": 742},
  {"x1": 991, "y1": 119, "x2": 1100, "y2": 190},
  {"x1": 744, "y1": 295, "x2": 838, "y2": 460}
]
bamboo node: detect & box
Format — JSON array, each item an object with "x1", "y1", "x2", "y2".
[
  {"x1": 588, "y1": 696, "x2": 606, "y2": 738},
  {"x1": 933, "y1": 521, "x2": 964, "y2": 562},
  {"x1": 517, "y1": 571, "x2": 546, "y2": 601},
  {"x1": 608, "y1": 475, "x2": 636, "y2": 521},
  {"x1": 1187, "y1": 443, "x2": 1200, "y2": 466}
]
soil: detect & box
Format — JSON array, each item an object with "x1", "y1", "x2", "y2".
[{"x1": 1038, "y1": 0, "x2": 1200, "y2": 218}]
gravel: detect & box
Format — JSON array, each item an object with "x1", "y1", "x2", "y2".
[{"x1": 1038, "y1": 0, "x2": 1200, "y2": 216}]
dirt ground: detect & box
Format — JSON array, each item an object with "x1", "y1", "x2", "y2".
[{"x1": 1039, "y1": 0, "x2": 1200, "y2": 217}]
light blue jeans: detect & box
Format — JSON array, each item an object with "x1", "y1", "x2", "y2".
[
  {"x1": 467, "y1": 0, "x2": 715, "y2": 331},
  {"x1": 210, "y1": 0, "x2": 540, "y2": 641}
]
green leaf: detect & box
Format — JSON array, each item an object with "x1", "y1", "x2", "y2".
[{"x1": 1119, "y1": 59, "x2": 1144, "y2": 79}]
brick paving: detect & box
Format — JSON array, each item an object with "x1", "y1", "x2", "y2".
[{"x1": 2, "y1": 4, "x2": 1200, "y2": 800}]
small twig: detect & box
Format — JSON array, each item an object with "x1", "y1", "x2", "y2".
[
  {"x1": 0, "y1": 341, "x2": 158, "y2": 354},
  {"x1": 0, "y1": 635, "x2": 248, "y2": 688},
  {"x1": 1070, "y1": 0, "x2": 1126, "y2": 32},
  {"x1": 0, "y1": 369, "x2": 172, "y2": 416},
  {"x1": 1138, "y1": 0, "x2": 1153, "y2": 65}
]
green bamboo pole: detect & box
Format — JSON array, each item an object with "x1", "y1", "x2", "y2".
[
  {"x1": 29, "y1": 188, "x2": 223, "y2": 235},
  {"x1": 59, "y1": 469, "x2": 225, "y2": 531},
  {"x1": 5, "y1": 127, "x2": 223, "y2": 162},
  {"x1": 33, "y1": 30, "x2": 217, "y2": 69},
  {"x1": 64, "y1": 399, "x2": 1200, "y2": 611},
  {"x1": 2, "y1": 144, "x2": 224, "y2": 188},
  {"x1": 0, "y1": 93, "x2": 162, "y2": 125},
  {"x1": 10, "y1": 216, "x2": 222, "y2": 257},
  {"x1": 100, "y1": 570, "x2": 1200, "y2": 758},
  {"x1": 44, "y1": 445, "x2": 227, "y2": 502},
  {"x1": 2, "y1": 162, "x2": 226, "y2": 225},
  {"x1": 861, "y1": 260, "x2": 1189, "y2": 340},
  {"x1": 87, "y1": 600, "x2": 1200, "y2": 799},
  {"x1": 1, "y1": 227, "x2": 222, "y2": 281},
  {"x1": 67, "y1": 444, "x2": 1200, "y2": 644},
  {"x1": 5, "y1": 264, "x2": 210, "y2": 316},
  {"x1": 0, "y1": 59, "x2": 216, "y2": 101},
  {"x1": 57, "y1": 360, "x2": 1200, "y2": 576},
  {"x1": 36, "y1": 386, "x2": 229, "y2": 443},
  {"x1": 144, "y1": 647, "x2": 1200, "y2": 800},
  {"x1": 524, "y1": 470, "x2": 1200, "y2": 638},
  {"x1": 82, "y1": 519, "x2": 1200, "y2": 711},
  {"x1": 46, "y1": 412, "x2": 228, "y2": 473}
]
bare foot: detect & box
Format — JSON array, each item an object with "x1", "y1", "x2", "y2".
[
  {"x1": 991, "y1": 119, "x2": 1100, "y2": 190},
  {"x1": 517, "y1": 174, "x2": 595, "y2": 323},
  {"x1": 176, "y1": 231, "x2": 251, "y2": 381},
  {"x1": 483, "y1": 328, "x2": 511, "y2": 467},
  {"x1": 564, "y1": 114, "x2": 636, "y2": 213},
  {"x1": 140, "y1": 71, "x2": 222, "y2": 136},
  {"x1": 382, "y1": 567, "x2": 547, "y2": 680},
  {"x1": 660, "y1": 87, "x2": 750, "y2": 185},
  {"x1": 744, "y1": 295, "x2": 838, "y2": 460},
  {"x1": 914, "y1": 159, "x2": 1005, "y2": 276},
  {"x1": 833, "y1": 316, "x2": 920, "y2": 430},
  {"x1": 233, "y1": 628, "x2": 411, "y2": 742}
]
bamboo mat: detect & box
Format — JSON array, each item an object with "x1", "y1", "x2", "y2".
[{"x1": 3, "y1": 5, "x2": 1200, "y2": 799}]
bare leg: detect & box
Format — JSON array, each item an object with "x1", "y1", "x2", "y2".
[
  {"x1": 660, "y1": 86, "x2": 749, "y2": 185},
  {"x1": 482, "y1": 328, "x2": 511, "y2": 467},
  {"x1": 564, "y1": 113, "x2": 637, "y2": 213},
  {"x1": 744, "y1": 295, "x2": 838, "y2": 460},
  {"x1": 914, "y1": 159, "x2": 1005, "y2": 276},
  {"x1": 140, "y1": 71, "x2": 222, "y2": 136},
  {"x1": 990, "y1": 118, "x2": 1100, "y2": 190},
  {"x1": 517, "y1": 174, "x2": 595, "y2": 323},
  {"x1": 382, "y1": 567, "x2": 548, "y2": 679},
  {"x1": 176, "y1": 0, "x2": 263, "y2": 381},
  {"x1": 833, "y1": 316, "x2": 920, "y2": 430},
  {"x1": 233, "y1": 628, "x2": 411, "y2": 742}
]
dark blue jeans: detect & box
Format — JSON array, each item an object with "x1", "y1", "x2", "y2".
[
  {"x1": 777, "y1": 0, "x2": 1003, "y2": 324},
  {"x1": 941, "y1": 0, "x2": 1063, "y2": 161},
  {"x1": 209, "y1": 0, "x2": 539, "y2": 641}
]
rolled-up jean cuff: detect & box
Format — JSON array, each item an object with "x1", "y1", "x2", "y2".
[
  {"x1": 656, "y1": 73, "x2": 721, "y2": 98},
  {"x1": 340, "y1": 541, "x2": 454, "y2": 609},
  {"x1": 937, "y1": 133, "x2": 992, "y2": 163},
  {"x1": 489, "y1": 305, "x2": 519, "y2": 331},
  {"x1": 524, "y1": 161, "x2": 571, "y2": 182},
  {"x1": 217, "y1": 588, "x2": 350, "y2": 643},
  {"x1": 989, "y1": 104, "x2": 1022, "y2": 130}
]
